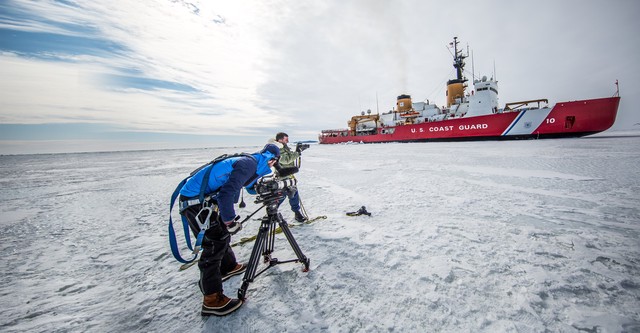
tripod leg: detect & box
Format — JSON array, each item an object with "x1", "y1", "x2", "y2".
[
  {"x1": 263, "y1": 216, "x2": 277, "y2": 262},
  {"x1": 238, "y1": 224, "x2": 269, "y2": 300},
  {"x1": 277, "y1": 214, "x2": 310, "y2": 271}
]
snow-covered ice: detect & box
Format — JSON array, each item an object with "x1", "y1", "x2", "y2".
[{"x1": 1, "y1": 136, "x2": 639, "y2": 332}]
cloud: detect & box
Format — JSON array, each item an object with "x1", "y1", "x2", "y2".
[
  {"x1": 1, "y1": 0, "x2": 639, "y2": 154},
  {"x1": 1, "y1": 0, "x2": 284, "y2": 131}
]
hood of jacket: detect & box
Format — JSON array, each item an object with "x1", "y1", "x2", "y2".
[
  {"x1": 268, "y1": 137, "x2": 284, "y2": 149},
  {"x1": 251, "y1": 151, "x2": 276, "y2": 178}
]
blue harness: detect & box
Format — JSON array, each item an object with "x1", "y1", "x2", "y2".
[{"x1": 168, "y1": 153, "x2": 254, "y2": 264}]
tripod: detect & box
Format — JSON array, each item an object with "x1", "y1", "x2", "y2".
[{"x1": 237, "y1": 194, "x2": 310, "y2": 300}]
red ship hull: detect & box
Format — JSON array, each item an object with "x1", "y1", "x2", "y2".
[{"x1": 319, "y1": 97, "x2": 620, "y2": 144}]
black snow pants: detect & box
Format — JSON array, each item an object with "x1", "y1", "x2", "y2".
[{"x1": 180, "y1": 197, "x2": 238, "y2": 295}]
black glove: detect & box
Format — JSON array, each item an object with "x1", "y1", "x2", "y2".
[
  {"x1": 296, "y1": 143, "x2": 309, "y2": 154},
  {"x1": 346, "y1": 206, "x2": 371, "y2": 217},
  {"x1": 225, "y1": 220, "x2": 242, "y2": 235}
]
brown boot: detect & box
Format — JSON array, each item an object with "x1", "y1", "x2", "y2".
[
  {"x1": 201, "y1": 292, "x2": 243, "y2": 316},
  {"x1": 222, "y1": 263, "x2": 247, "y2": 282}
]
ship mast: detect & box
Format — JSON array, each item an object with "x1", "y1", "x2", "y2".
[
  {"x1": 453, "y1": 37, "x2": 466, "y2": 81},
  {"x1": 446, "y1": 37, "x2": 468, "y2": 108}
]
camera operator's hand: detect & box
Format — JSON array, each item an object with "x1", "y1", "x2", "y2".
[
  {"x1": 296, "y1": 143, "x2": 309, "y2": 154},
  {"x1": 225, "y1": 219, "x2": 242, "y2": 235}
]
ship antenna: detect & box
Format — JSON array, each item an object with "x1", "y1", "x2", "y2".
[
  {"x1": 493, "y1": 60, "x2": 497, "y2": 81},
  {"x1": 454, "y1": 37, "x2": 461, "y2": 80},
  {"x1": 614, "y1": 80, "x2": 620, "y2": 97},
  {"x1": 471, "y1": 50, "x2": 475, "y2": 82},
  {"x1": 376, "y1": 92, "x2": 380, "y2": 114}
]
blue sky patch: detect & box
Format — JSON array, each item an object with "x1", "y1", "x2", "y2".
[
  {"x1": 0, "y1": 28, "x2": 128, "y2": 57},
  {"x1": 0, "y1": 1, "x2": 128, "y2": 57},
  {"x1": 102, "y1": 74, "x2": 199, "y2": 92}
]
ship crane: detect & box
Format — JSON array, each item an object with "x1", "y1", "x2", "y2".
[{"x1": 348, "y1": 109, "x2": 379, "y2": 136}]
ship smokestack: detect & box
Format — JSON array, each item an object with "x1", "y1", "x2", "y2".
[
  {"x1": 396, "y1": 94, "x2": 412, "y2": 112},
  {"x1": 446, "y1": 82, "x2": 465, "y2": 107}
]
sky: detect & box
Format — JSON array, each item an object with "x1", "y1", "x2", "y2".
[{"x1": 1, "y1": 0, "x2": 639, "y2": 154}]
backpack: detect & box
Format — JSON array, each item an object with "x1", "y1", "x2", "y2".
[{"x1": 168, "y1": 153, "x2": 254, "y2": 264}]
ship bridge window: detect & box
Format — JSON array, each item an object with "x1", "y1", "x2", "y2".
[{"x1": 477, "y1": 87, "x2": 498, "y2": 94}]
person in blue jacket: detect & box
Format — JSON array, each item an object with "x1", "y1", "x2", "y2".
[{"x1": 179, "y1": 144, "x2": 280, "y2": 316}]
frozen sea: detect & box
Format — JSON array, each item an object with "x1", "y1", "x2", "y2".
[{"x1": 1, "y1": 136, "x2": 639, "y2": 333}]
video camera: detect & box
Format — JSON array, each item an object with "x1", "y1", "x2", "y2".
[
  {"x1": 254, "y1": 167, "x2": 299, "y2": 204},
  {"x1": 295, "y1": 142, "x2": 310, "y2": 153}
]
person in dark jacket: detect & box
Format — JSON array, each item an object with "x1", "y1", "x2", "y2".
[{"x1": 179, "y1": 144, "x2": 280, "y2": 316}]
